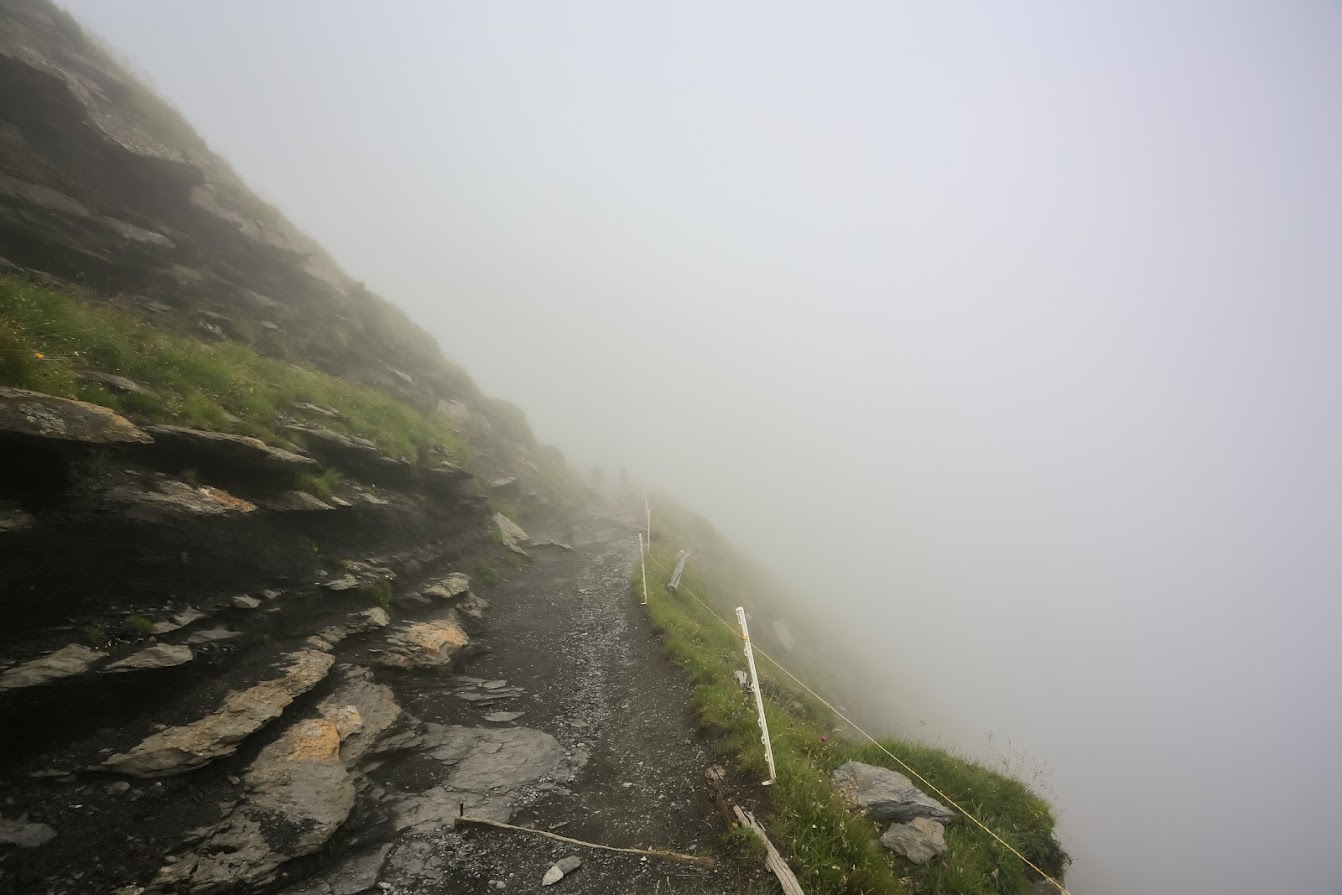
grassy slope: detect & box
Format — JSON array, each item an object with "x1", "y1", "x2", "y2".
[
  {"x1": 0, "y1": 273, "x2": 464, "y2": 461},
  {"x1": 636, "y1": 504, "x2": 1068, "y2": 895}
]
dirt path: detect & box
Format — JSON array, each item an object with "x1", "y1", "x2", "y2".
[{"x1": 296, "y1": 507, "x2": 759, "y2": 895}]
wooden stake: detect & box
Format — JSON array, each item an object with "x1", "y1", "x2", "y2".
[
  {"x1": 453, "y1": 814, "x2": 716, "y2": 869},
  {"x1": 733, "y1": 806, "x2": 805, "y2": 895}
]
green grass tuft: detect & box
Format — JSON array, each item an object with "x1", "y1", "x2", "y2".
[
  {"x1": 296, "y1": 468, "x2": 345, "y2": 502},
  {"x1": 122, "y1": 614, "x2": 156, "y2": 637}
]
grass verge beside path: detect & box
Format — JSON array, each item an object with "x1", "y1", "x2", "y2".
[
  {"x1": 634, "y1": 529, "x2": 1068, "y2": 895},
  {"x1": 0, "y1": 274, "x2": 463, "y2": 461}
]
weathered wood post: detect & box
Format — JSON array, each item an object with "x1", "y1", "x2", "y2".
[{"x1": 666, "y1": 550, "x2": 693, "y2": 592}]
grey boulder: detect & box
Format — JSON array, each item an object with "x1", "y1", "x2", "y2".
[{"x1": 831, "y1": 760, "x2": 956, "y2": 824}]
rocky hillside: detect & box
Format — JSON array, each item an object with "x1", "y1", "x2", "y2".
[{"x1": 0, "y1": 3, "x2": 595, "y2": 892}]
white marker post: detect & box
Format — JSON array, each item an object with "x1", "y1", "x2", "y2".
[
  {"x1": 638, "y1": 532, "x2": 649, "y2": 605},
  {"x1": 736, "y1": 606, "x2": 776, "y2": 784},
  {"x1": 644, "y1": 492, "x2": 652, "y2": 550}
]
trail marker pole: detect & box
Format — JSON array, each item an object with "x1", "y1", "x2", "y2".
[
  {"x1": 644, "y1": 493, "x2": 651, "y2": 549},
  {"x1": 638, "y1": 533, "x2": 649, "y2": 605},
  {"x1": 736, "y1": 606, "x2": 776, "y2": 784}
]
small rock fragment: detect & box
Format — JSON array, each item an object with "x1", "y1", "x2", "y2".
[
  {"x1": 232, "y1": 595, "x2": 262, "y2": 610},
  {"x1": 0, "y1": 813, "x2": 57, "y2": 847},
  {"x1": 482, "y1": 712, "x2": 525, "y2": 723},
  {"x1": 880, "y1": 817, "x2": 947, "y2": 864},
  {"x1": 541, "y1": 856, "x2": 580, "y2": 886},
  {"x1": 104, "y1": 643, "x2": 194, "y2": 672}
]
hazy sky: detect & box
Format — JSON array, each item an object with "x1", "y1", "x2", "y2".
[{"x1": 61, "y1": 3, "x2": 1342, "y2": 893}]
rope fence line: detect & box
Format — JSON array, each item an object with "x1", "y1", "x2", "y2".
[{"x1": 644, "y1": 551, "x2": 1072, "y2": 895}]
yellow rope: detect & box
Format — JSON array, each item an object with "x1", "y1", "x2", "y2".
[{"x1": 645, "y1": 553, "x2": 1072, "y2": 895}]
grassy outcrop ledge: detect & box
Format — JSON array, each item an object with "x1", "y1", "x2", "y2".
[
  {"x1": 635, "y1": 516, "x2": 1068, "y2": 895},
  {"x1": 0, "y1": 274, "x2": 464, "y2": 461}
]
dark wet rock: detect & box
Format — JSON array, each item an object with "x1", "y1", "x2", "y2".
[
  {"x1": 0, "y1": 386, "x2": 151, "y2": 446},
  {"x1": 488, "y1": 476, "x2": 519, "y2": 494},
  {"x1": 106, "y1": 479, "x2": 257, "y2": 522},
  {"x1": 75, "y1": 370, "x2": 156, "y2": 396},
  {"x1": 483, "y1": 711, "x2": 525, "y2": 723},
  {"x1": 493, "y1": 513, "x2": 530, "y2": 556},
  {"x1": 149, "y1": 669, "x2": 400, "y2": 892},
  {"x1": 381, "y1": 839, "x2": 451, "y2": 888},
  {"x1": 880, "y1": 817, "x2": 948, "y2": 864},
  {"x1": 369, "y1": 612, "x2": 470, "y2": 670},
  {"x1": 832, "y1": 761, "x2": 956, "y2": 825},
  {"x1": 104, "y1": 649, "x2": 334, "y2": 776},
  {"x1": 456, "y1": 593, "x2": 489, "y2": 623},
  {"x1": 419, "y1": 462, "x2": 471, "y2": 497},
  {"x1": 187, "y1": 309, "x2": 241, "y2": 341},
  {"x1": 436, "y1": 399, "x2": 470, "y2": 421},
  {"x1": 422, "y1": 572, "x2": 471, "y2": 601},
  {"x1": 0, "y1": 508, "x2": 36, "y2": 532},
  {"x1": 141, "y1": 424, "x2": 317, "y2": 477},
  {"x1": 316, "y1": 667, "x2": 400, "y2": 762},
  {"x1": 320, "y1": 843, "x2": 393, "y2": 895},
  {"x1": 266, "y1": 490, "x2": 335, "y2": 512},
  {"x1": 321, "y1": 574, "x2": 362, "y2": 592},
  {"x1": 308, "y1": 607, "x2": 391, "y2": 651},
  {"x1": 152, "y1": 608, "x2": 207, "y2": 634},
  {"x1": 185, "y1": 626, "x2": 241, "y2": 644},
  {"x1": 0, "y1": 813, "x2": 56, "y2": 847},
  {"x1": 284, "y1": 425, "x2": 391, "y2": 473},
  {"x1": 103, "y1": 643, "x2": 194, "y2": 672},
  {"x1": 292, "y1": 401, "x2": 343, "y2": 420},
  {"x1": 374, "y1": 724, "x2": 575, "y2": 833},
  {"x1": 0, "y1": 644, "x2": 106, "y2": 689}
]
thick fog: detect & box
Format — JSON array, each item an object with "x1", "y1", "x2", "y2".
[{"x1": 62, "y1": 3, "x2": 1342, "y2": 893}]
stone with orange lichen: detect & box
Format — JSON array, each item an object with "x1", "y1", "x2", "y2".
[
  {"x1": 370, "y1": 611, "x2": 471, "y2": 670},
  {"x1": 273, "y1": 719, "x2": 342, "y2": 762}
]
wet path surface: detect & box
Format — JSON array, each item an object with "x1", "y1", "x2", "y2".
[{"x1": 299, "y1": 508, "x2": 756, "y2": 895}]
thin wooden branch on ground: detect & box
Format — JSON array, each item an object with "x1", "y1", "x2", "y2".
[
  {"x1": 733, "y1": 806, "x2": 806, "y2": 895},
  {"x1": 453, "y1": 814, "x2": 717, "y2": 869}
]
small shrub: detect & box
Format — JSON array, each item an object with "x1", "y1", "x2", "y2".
[
  {"x1": 82, "y1": 625, "x2": 108, "y2": 647},
  {"x1": 123, "y1": 614, "x2": 156, "y2": 636}
]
